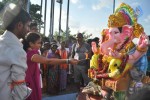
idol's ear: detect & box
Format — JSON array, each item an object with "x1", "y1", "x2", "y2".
[
  {"x1": 122, "y1": 25, "x2": 133, "y2": 37},
  {"x1": 101, "y1": 29, "x2": 110, "y2": 43}
]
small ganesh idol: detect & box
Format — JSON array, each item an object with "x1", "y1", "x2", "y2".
[{"x1": 83, "y1": 3, "x2": 149, "y2": 100}]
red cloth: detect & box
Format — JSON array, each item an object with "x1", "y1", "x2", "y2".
[{"x1": 25, "y1": 49, "x2": 41, "y2": 100}]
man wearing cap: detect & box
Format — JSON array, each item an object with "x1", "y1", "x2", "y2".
[
  {"x1": 0, "y1": 3, "x2": 32, "y2": 100},
  {"x1": 71, "y1": 33, "x2": 91, "y2": 91}
]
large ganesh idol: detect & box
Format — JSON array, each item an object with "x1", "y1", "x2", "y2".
[{"x1": 82, "y1": 3, "x2": 149, "y2": 100}]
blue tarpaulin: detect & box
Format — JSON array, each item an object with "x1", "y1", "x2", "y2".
[{"x1": 42, "y1": 93, "x2": 77, "y2": 100}]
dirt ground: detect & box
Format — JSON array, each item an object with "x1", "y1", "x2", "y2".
[{"x1": 42, "y1": 76, "x2": 78, "y2": 98}]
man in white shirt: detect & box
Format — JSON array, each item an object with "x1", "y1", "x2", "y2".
[
  {"x1": 71, "y1": 33, "x2": 91, "y2": 91},
  {"x1": 0, "y1": 3, "x2": 32, "y2": 100}
]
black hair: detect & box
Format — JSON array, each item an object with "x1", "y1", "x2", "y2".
[
  {"x1": 77, "y1": 33, "x2": 83, "y2": 38},
  {"x1": 61, "y1": 41, "x2": 66, "y2": 44},
  {"x1": 93, "y1": 37, "x2": 99, "y2": 43},
  {"x1": 92, "y1": 37, "x2": 100, "y2": 47},
  {"x1": 29, "y1": 21, "x2": 38, "y2": 29},
  {"x1": 6, "y1": 8, "x2": 31, "y2": 31},
  {"x1": 148, "y1": 35, "x2": 150, "y2": 40},
  {"x1": 86, "y1": 39, "x2": 92, "y2": 45},
  {"x1": 40, "y1": 47, "x2": 49, "y2": 54},
  {"x1": 118, "y1": 27, "x2": 122, "y2": 33},
  {"x1": 22, "y1": 32, "x2": 41, "y2": 51}
]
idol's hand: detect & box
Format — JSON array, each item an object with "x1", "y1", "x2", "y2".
[
  {"x1": 137, "y1": 33, "x2": 148, "y2": 49},
  {"x1": 108, "y1": 48, "x2": 121, "y2": 58}
]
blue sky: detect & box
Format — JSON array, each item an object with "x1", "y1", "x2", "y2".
[{"x1": 1, "y1": 0, "x2": 150, "y2": 38}]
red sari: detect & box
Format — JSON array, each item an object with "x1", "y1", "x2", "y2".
[{"x1": 25, "y1": 49, "x2": 41, "y2": 100}]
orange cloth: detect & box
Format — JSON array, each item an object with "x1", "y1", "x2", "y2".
[
  {"x1": 57, "y1": 49, "x2": 68, "y2": 69},
  {"x1": 10, "y1": 80, "x2": 26, "y2": 89}
]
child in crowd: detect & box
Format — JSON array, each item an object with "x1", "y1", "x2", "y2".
[{"x1": 22, "y1": 32, "x2": 78, "y2": 100}]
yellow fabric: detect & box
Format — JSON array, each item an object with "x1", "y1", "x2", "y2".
[
  {"x1": 108, "y1": 58, "x2": 132, "y2": 80},
  {"x1": 90, "y1": 54, "x2": 99, "y2": 69}
]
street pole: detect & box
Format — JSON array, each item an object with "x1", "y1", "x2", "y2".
[
  {"x1": 66, "y1": 0, "x2": 70, "y2": 40},
  {"x1": 52, "y1": 0, "x2": 55, "y2": 40},
  {"x1": 113, "y1": 0, "x2": 115, "y2": 13},
  {"x1": 59, "y1": 2, "x2": 62, "y2": 37},
  {"x1": 49, "y1": 0, "x2": 55, "y2": 41},
  {"x1": 57, "y1": 0, "x2": 63, "y2": 37},
  {"x1": 39, "y1": 0, "x2": 43, "y2": 33},
  {"x1": 44, "y1": 0, "x2": 47, "y2": 36}
]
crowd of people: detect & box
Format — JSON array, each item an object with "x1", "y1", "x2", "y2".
[
  {"x1": 40, "y1": 29, "x2": 100, "y2": 95},
  {"x1": 1, "y1": 3, "x2": 150, "y2": 100},
  {"x1": 0, "y1": 3, "x2": 78, "y2": 100}
]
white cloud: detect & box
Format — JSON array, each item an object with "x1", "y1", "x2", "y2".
[
  {"x1": 78, "y1": 5, "x2": 84, "y2": 9},
  {"x1": 144, "y1": 15, "x2": 150, "y2": 23},
  {"x1": 92, "y1": 0, "x2": 112, "y2": 11},
  {"x1": 68, "y1": 18, "x2": 98, "y2": 36},
  {"x1": 84, "y1": 27, "x2": 101, "y2": 38},
  {"x1": 70, "y1": 20, "x2": 80, "y2": 29},
  {"x1": 70, "y1": 0, "x2": 83, "y2": 9},
  {"x1": 116, "y1": 1, "x2": 140, "y2": 7},
  {"x1": 30, "y1": 0, "x2": 41, "y2": 5},
  {"x1": 68, "y1": 16, "x2": 107, "y2": 38},
  {"x1": 43, "y1": 4, "x2": 82, "y2": 37},
  {"x1": 69, "y1": 18, "x2": 81, "y2": 35},
  {"x1": 40, "y1": 4, "x2": 67, "y2": 36},
  {"x1": 69, "y1": 24, "x2": 102, "y2": 38},
  {"x1": 131, "y1": 2, "x2": 140, "y2": 8},
  {"x1": 70, "y1": 0, "x2": 79, "y2": 4},
  {"x1": 31, "y1": 0, "x2": 108, "y2": 39}
]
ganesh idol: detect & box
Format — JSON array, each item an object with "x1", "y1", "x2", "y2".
[{"x1": 82, "y1": 3, "x2": 149, "y2": 100}]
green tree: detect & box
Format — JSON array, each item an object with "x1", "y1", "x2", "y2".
[
  {"x1": 52, "y1": 28, "x2": 92, "y2": 42},
  {"x1": 82, "y1": 31, "x2": 92, "y2": 41},
  {"x1": 0, "y1": 2, "x2": 4, "y2": 10},
  {"x1": 53, "y1": 28, "x2": 71, "y2": 41},
  {"x1": 71, "y1": 31, "x2": 92, "y2": 41},
  {"x1": 29, "y1": 4, "x2": 43, "y2": 29},
  {"x1": 0, "y1": 0, "x2": 43, "y2": 35}
]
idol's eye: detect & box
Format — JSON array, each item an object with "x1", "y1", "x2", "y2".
[
  {"x1": 114, "y1": 31, "x2": 119, "y2": 34},
  {"x1": 114, "y1": 64, "x2": 117, "y2": 67}
]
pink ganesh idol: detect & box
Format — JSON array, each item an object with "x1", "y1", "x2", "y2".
[{"x1": 82, "y1": 3, "x2": 149, "y2": 100}]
